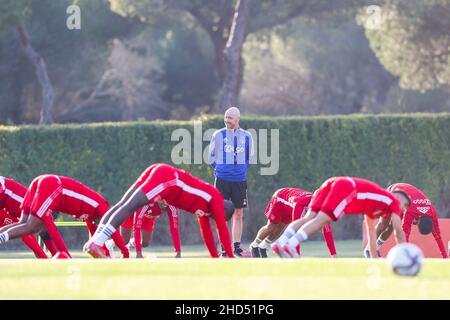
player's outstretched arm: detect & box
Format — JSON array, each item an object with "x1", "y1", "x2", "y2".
[
  {"x1": 365, "y1": 216, "x2": 378, "y2": 259},
  {"x1": 375, "y1": 217, "x2": 391, "y2": 240},
  {"x1": 197, "y1": 215, "x2": 220, "y2": 258},
  {"x1": 401, "y1": 212, "x2": 414, "y2": 242},
  {"x1": 431, "y1": 214, "x2": 448, "y2": 258},
  {"x1": 391, "y1": 214, "x2": 406, "y2": 244},
  {"x1": 167, "y1": 209, "x2": 181, "y2": 255},
  {"x1": 210, "y1": 198, "x2": 234, "y2": 257},
  {"x1": 133, "y1": 211, "x2": 148, "y2": 258}
]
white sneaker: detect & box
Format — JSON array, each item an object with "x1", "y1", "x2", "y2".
[
  {"x1": 271, "y1": 242, "x2": 290, "y2": 258},
  {"x1": 282, "y1": 243, "x2": 301, "y2": 258}
]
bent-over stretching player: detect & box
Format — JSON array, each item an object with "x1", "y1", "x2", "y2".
[
  {"x1": 84, "y1": 163, "x2": 235, "y2": 258},
  {"x1": 0, "y1": 175, "x2": 129, "y2": 258},
  {"x1": 0, "y1": 176, "x2": 51, "y2": 258},
  {"x1": 249, "y1": 187, "x2": 336, "y2": 258},
  {"x1": 365, "y1": 183, "x2": 448, "y2": 258},
  {"x1": 272, "y1": 177, "x2": 407, "y2": 258}
]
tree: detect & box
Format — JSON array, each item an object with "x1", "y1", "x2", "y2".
[
  {"x1": 360, "y1": 0, "x2": 450, "y2": 92},
  {"x1": 0, "y1": 0, "x2": 55, "y2": 124},
  {"x1": 61, "y1": 34, "x2": 168, "y2": 122},
  {"x1": 110, "y1": 0, "x2": 378, "y2": 111},
  {"x1": 241, "y1": 12, "x2": 395, "y2": 115},
  {"x1": 381, "y1": 84, "x2": 450, "y2": 113},
  {"x1": 219, "y1": 0, "x2": 251, "y2": 109},
  {"x1": 0, "y1": 0, "x2": 143, "y2": 124}
]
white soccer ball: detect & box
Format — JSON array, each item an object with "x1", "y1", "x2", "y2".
[{"x1": 387, "y1": 243, "x2": 424, "y2": 277}]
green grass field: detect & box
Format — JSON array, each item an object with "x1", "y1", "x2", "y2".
[{"x1": 0, "y1": 240, "x2": 449, "y2": 299}]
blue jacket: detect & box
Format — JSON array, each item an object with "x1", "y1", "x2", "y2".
[{"x1": 208, "y1": 127, "x2": 254, "y2": 182}]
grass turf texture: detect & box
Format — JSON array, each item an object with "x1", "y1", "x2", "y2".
[{"x1": 0, "y1": 241, "x2": 449, "y2": 299}]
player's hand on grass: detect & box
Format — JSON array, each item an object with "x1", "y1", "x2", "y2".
[{"x1": 364, "y1": 247, "x2": 381, "y2": 258}]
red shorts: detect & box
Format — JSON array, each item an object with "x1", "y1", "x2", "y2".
[
  {"x1": 310, "y1": 177, "x2": 357, "y2": 221},
  {"x1": 23, "y1": 175, "x2": 108, "y2": 221},
  {"x1": 22, "y1": 175, "x2": 63, "y2": 220},
  {"x1": 122, "y1": 214, "x2": 155, "y2": 232},
  {"x1": 132, "y1": 164, "x2": 177, "y2": 202},
  {"x1": 264, "y1": 196, "x2": 295, "y2": 225}
]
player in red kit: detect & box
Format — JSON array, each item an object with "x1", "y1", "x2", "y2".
[
  {"x1": 84, "y1": 163, "x2": 234, "y2": 258},
  {"x1": 366, "y1": 183, "x2": 448, "y2": 258},
  {"x1": 272, "y1": 177, "x2": 407, "y2": 258},
  {"x1": 249, "y1": 188, "x2": 336, "y2": 258},
  {"x1": 0, "y1": 175, "x2": 129, "y2": 258},
  {"x1": 120, "y1": 201, "x2": 181, "y2": 258},
  {"x1": 0, "y1": 176, "x2": 48, "y2": 258}
]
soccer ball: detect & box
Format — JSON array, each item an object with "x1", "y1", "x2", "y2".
[{"x1": 387, "y1": 243, "x2": 424, "y2": 277}]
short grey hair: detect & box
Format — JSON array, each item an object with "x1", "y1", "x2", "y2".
[{"x1": 224, "y1": 107, "x2": 240, "y2": 118}]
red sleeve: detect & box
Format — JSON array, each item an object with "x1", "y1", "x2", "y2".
[
  {"x1": 167, "y1": 206, "x2": 181, "y2": 253},
  {"x1": 322, "y1": 223, "x2": 336, "y2": 256},
  {"x1": 197, "y1": 215, "x2": 219, "y2": 258},
  {"x1": 21, "y1": 234, "x2": 47, "y2": 259},
  {"x1": 85, "y1": 219, "x2": 97, "y2": 237},
  {"x1": 430, "y1": 208, "x2": 448, "y2": 258},
  {"x1": 402, "y1": 210, "x2": 414, "y2": 242},
  {"x1": 111, "y1": 230, "x2": 129, "y2": 258},
  {"x1": 133, "y1": 209, "x2": 145, "y2": 254},
  {"x1": 210, "y1": 198, "x2": 234, "y2": 257}
]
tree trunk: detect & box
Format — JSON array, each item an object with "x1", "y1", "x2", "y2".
[
  {"x1": 212, "y1": 35, "x2": 226, "y2": 83},
  {"x1": 219, "y1": 0, "x2": 251, "y2": 111},
  {"x1": 17, "y1": 22, "x2": 54, "y2": 125}
]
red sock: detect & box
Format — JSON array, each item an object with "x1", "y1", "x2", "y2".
[
  {"x1": 43, "y1": 239, "x2": 58, "y2": 256},
  {"x1": 42, "y1": 217, "x2": 71, "y2": 257},
  {"x1": 21, "y1": 235, "x2": 48, "y2": 259},
  {"x1": 323, "y1": 224, "x2": 336, "y2": 256}
]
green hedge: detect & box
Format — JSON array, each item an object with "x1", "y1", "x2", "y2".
[{"x1": 1, "y1": 114, "x2": 450, "y2": 248}]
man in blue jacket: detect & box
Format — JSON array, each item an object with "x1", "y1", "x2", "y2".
[{"x1": 209, "y1": 107, "x2": 254, "y2": 257}]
